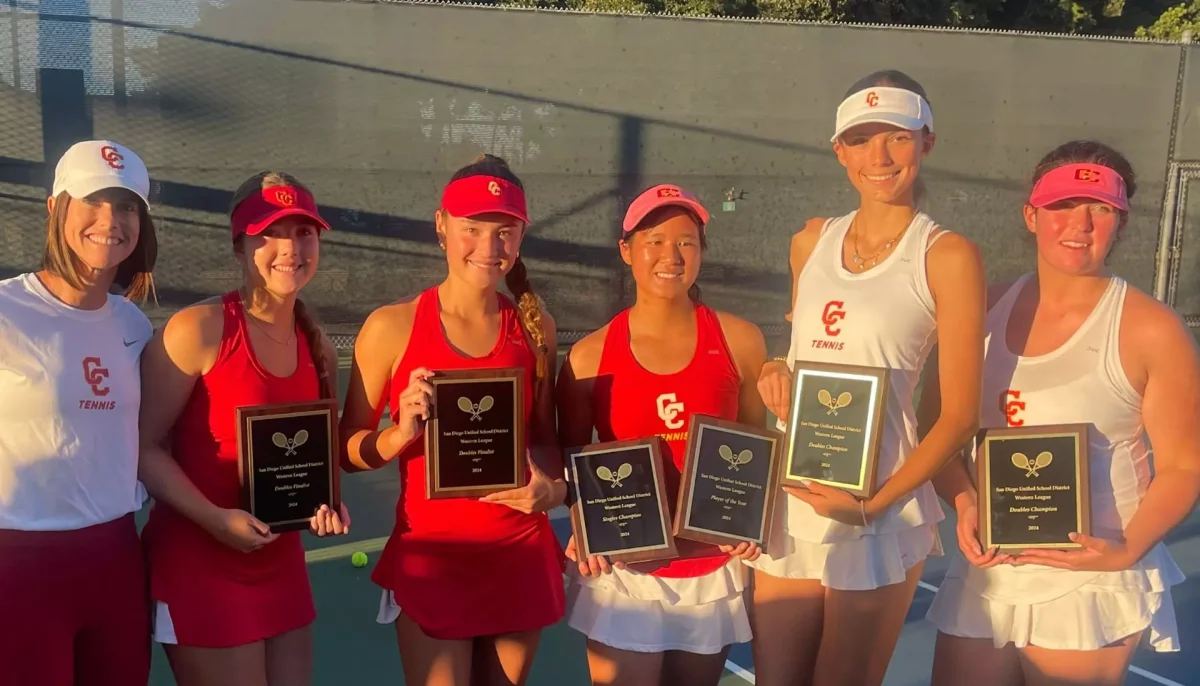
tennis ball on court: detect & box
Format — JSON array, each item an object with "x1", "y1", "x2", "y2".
[{"x1": 351, "y1": 551, "x2": 368, "y2": 568}]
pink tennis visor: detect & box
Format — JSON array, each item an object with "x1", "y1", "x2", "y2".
[
  {"x1": 622, "y1": 184, "x2": 710, "y2": 237},
  {"x1": 1029, "y1": 163, "x2": 1129, "y2": 212}
]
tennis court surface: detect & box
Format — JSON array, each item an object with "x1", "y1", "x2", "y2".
[{"x1": 143, "y1": 354, "x2": 1200, "y2": 686}]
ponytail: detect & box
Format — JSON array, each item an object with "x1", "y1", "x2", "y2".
[
  {"x1": 504, "y1": 256, "x2": 548, "y2": 402},
  {"x1": 294, "y1": 298, "x2": 333, "y2": 400}
]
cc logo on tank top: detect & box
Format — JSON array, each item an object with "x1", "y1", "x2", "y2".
[
  {"x1": 810, "y1": 301, "x2": 847, "y2": 351},
  {"x1": 822, "y1": 301, "x2": 846, "y2": 336},
  {"x1": 1001, "y1": 389, "x2": 1025, "y2": 427},
  {"x1": 656, "y1": 393, "x2": 686, "y2": 430}
]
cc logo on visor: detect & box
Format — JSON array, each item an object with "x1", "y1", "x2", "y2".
[{"x1": 488, "y1": 181, "x2": 501, "y2": 196}]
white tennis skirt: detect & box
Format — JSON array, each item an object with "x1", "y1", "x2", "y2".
[
  {"x1": 745, "y1": 523, "x2": 941, "y2": 591},
  {"x1": 927, "y1": 574, "x2": 1181, "y2": 652},
  {"x1": 565, "y1": 558, "x2": 751, "y2": 655}
]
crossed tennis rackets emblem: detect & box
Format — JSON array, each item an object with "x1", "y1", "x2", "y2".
[
  {"x1": 272, "y1": 430, "x2": 309, "y2": 456},
  {"x1": 1012, "y1": 451, "x2": 1053, "y2": 477},
  {"x1": 719, "y1": 445, "x2": 752, "y2": 470},
  {"x1": 457, "y1": 395, "x2": 494, "y2": 421},
  {"x1": 597, "y1": 463, "x2": 633, "y2": 487},
  {"x1": 817, "y1": 389, "x2": 853, "y2": 415}
]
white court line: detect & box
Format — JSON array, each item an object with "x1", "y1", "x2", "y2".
[
  {"x1": 723, "y1": 658, "x2": 757, "y2": 684},
  {"x1": 722, "y1": 579, "x2": 1186, "y2": 686}
]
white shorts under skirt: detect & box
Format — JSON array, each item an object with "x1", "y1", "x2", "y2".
[
  {"x1": 927, "y1": 575, "x2": 1181, "y2": 652},
  {"x1": 152, "y1": 602, "x2": 178, "y2": 645},
  {"x1": 377, "y1": 590, "x2": 402, "y2": 625},
  {"x1": 745, "y1": 523, "x2": 942, "y2": 591},
  {"x1": 565, "y1": 558, "x2": 751, "y2": 654}
]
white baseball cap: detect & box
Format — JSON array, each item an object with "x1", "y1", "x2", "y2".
[
  {"x1": 51, "y1": 140, "x2": 150, "y2": 205},
  {"x1": 831, "y1": 86, "x2": 934, "y2": 143}
]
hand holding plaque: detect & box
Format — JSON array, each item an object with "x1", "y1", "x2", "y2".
[
  {"x1": 975, "y1": 424, "x2": 1091, "y2": 554},
  {"x1": 780, "y1": 361, "x2": 889, "y2": 499},
  {"x1": 567, "y1": 439, "x2": 678, "y2": 565},
  {"x1": 236, "y1": 398, "x2": 342, "y2": 533},
  {"x1": 425, "y1": 368, "x2": 527, "y2": 500},
  {"x1": 673, "y1": 415, "x2": 783, "y2": 548}
]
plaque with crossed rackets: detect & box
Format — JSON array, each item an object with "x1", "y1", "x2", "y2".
[
  {"x1": 425, "y1": 368, "x2": 526, "y2": 500},
  {"x1": 976, "y1": 424, "x2": 1091, "y2": 552},
  {"x1": 236, "y1": 399, "x2": 341, "y2": 532},
  {"x1": 567, "y1": 438, "x2": 678, "y2": 564},
  {"x1": 780, "y1": 361, "x2": 889, "y2": 499},
  {"x1": 674, "y1": 414, "x2": 784, "y2": 548}
]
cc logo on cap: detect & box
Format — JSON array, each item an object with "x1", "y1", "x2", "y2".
[
  {"x1": 274, "y1": 189, "x2": 296, "y2": 206},
  {"x1": 488, "y1": 181, "x2": 501, "y2": 196},
  {"x1": 657, "y1": 188, "x2": 681, "y2": 197},
  {"x1": 1074, "y1": 168, "x2": 1102, "y2": 183},
  {"x1": 99, "y1": 146, "x2": 125, "y2": 170},
  {"x1": 865, "y1": 91, "x2": 879, "y2": 107}
]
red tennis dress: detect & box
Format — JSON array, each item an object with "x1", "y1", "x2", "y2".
[
  {"x1": 592, "y1": 303, "x2": 741, "y2": 578},
  {"x1": 371, "y1": 286, "x2": 566, "y2": 639},
  {"x1": 142, "y1": 292, "x2": 317, "y2": 648}
]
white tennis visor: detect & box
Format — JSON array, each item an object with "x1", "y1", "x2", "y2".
[{"x1": 831, "y1": 86, "x2": 934, "y2": 143}]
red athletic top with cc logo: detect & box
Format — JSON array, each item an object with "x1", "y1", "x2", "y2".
[{"x1": 591, "y1": 303, "x2": 741, "y2": 578}]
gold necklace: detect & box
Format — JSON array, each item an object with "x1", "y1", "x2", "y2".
[
  {"x1": 849, "y1": 218, "x2": 909, "y2": 271},
  {"x1": 241, "y1": 297, "x2": 295, "y2": 346}
]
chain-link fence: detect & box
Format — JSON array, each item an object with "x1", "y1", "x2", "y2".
[{"x1": 4, "y1": 0, "x2": 1197, "y2": 350}]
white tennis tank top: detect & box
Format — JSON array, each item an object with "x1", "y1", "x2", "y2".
[
  {"x1": 0, "y1": 273, "x2": 152, "y2": 531},
  {"x1": 951, "y1": 274, "x2": 1182, "y2": 603},
  {"x1": 780, "y1": 210, "x2": 945, "y2": 543}
]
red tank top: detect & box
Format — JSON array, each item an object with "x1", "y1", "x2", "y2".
[
  {"x1": 142, "y1": 292, "x2": 317, "y2": 647},
  {"x1": 370, "y1": 286, "x2": 565, "y2": 639},
  {"x1": 593, "y1": 303, "x2": 741, "y2": 578}
]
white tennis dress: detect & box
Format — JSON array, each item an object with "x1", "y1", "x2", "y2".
[
  {"x1": 927, "y1": 274, "x2": 1184, "y2": 651},
  {"x1": 746, "y1": 211, "x2": 946, "y2": 590}
]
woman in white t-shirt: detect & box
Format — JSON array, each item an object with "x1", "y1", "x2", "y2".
[
  {"x1": 749, "y1": 69, "x2": 986, "y2": 686},
  {"x1": 0, "y1": 140, "x2": 157, "y2": 685},
  {"x1": 925, "y1": 140, "x2": 1197, "y2": 685}
]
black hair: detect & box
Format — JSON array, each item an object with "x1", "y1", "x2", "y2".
[{"x1": 620, "y1": 200, "x2": 707, "y2": 302}]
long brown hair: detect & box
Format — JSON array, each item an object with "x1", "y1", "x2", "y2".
[
  {"x1": 43, "y1": 191, "x2": 158, "y2": 302},
  {"x1": 230, "y1": 172, "x2": 333, "y2": 400},
  {"x1": 444, "y1": 154, "x2": 549, "y2": 396}
]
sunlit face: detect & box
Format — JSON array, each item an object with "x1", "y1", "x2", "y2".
[
  {"x1": 619, "y1": 207, "x2": 704, "y2": 301},
  {"x1": 1023, "y1": 197, "x2": 1124, "y2": 277},
  {"x1": 833, "y1": 123, "x2": 935, "y2": 205},
  {"x1": 49, "y1": 188, "x2": 142, "y2": 275},
  {"x1": 436, "y1": 211, "x2": 524, "y2": 290},
  {"x1": 236, "y1": 216, "x2": 321, "y2": 297}
]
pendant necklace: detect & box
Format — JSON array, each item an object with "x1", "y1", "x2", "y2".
[{"x1": 850, "y1": 217, "x2": 909, "y2": 272}]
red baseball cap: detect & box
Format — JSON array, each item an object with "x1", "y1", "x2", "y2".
[
  {"x1": 441, "y1": 175, "x2": 530, "y2": 224},
  {"x1": 622, "y1": 184, "x2": 710, "y2": 237},
  {"x1": 231, "y1": 185, "x2": 331, "y2": 241},
  {"x1": 1029, "y1": 162, "x2": 1129, "y2": 212}
]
